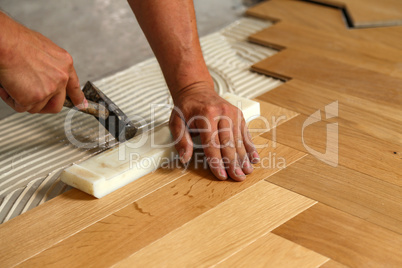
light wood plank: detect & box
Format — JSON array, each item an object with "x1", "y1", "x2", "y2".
[
  {"x1": 256, "y1": 79, "x2": 402, "y2": 145},
  {"x1": 320, "y1": 260, "x2": 350, "y2": 268},
  {"x1": 261, "y1": 114, "x2": 402, "y2": 187},
  {"x1": 0, "y1": 164, "x2": 189, "y2": 267},
  {"x1": 247, "y1": 0, "x2": 402, "y2": 51},
  {"x1": 249, "y1": 99, "x2": 299, "y2": 138},
  {"x1": 115, "y1": 181, "x2": 316, "y2": 267},
  {"x1": 273, "y1": 203, "x2": 402, "y2": 268},
  {"x1": 252, "y1": 49, "x2": 402, "y2": 109},
  {"x1": 216, "y1": 232, "x2": 328, "y2": 268},
  {"x1": 249, "y1": 21, "x2": 402, "y2": 78},
  {"x1": 19, "y1": 137, "x2": 307, "y2": 268},
  {"x1": 266, "y1": 155, "x2": 402, "y2": 234},
  {"x1": 313, "y1": 0, "x2": 402, "y2": 27},
  {"x1": 246, "y1": 0, "x2": 345, "y2": 32}
]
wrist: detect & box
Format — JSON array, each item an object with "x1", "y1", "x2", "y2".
[
  {"x1": 166, "y1": 58, "x2": 215, "y2": 100},
  {"x1": 0, "y1": 12, "x2": 19, "y2": 68}
]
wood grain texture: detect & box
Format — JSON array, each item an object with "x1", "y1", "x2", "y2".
[
  {"x1": 320, "y1": 260, "x2": 349, "y2": 268},
  {"x1": 247, "y1": 0, "x2": 402, "y2": 50},
  {"x1": 266, "y1": 155, "x2": 402, "y2": 234},
  {"x1": 249, "y1": 21, "x2": 402, "y2": 78},
  {"x1": 312, "y1": 0, "x2": 402, "y2": 27},
  {"x1": 19, "y1": 137, "x2": 307, "y2": 268},
  {"x1": 248, "y1": 99, "x2": 299, "y2": 138},
  {"x1": 216, "y1": 232, "x2": 328, "y2": 268},
  {"x1": 246, "y1": 0, "x2": 346, "y2": 32},
  {"x1": 261, "y1": 114, "x2": 402, "y2": 187},
  {"x1": 115, "y1": 181, "x2": 316, "y2": 267},
  {"x1": 0, "y1": 164, "x2": 189, "y2": 267},
  {"x1": 252, "y1": 49, "x2": 402, "y2": 109},
  {"x1": 256, "y1": 79, "x2": 402, "y2": 145},
  {"x1": 273, "y1": 203, "x2": 402, "y2": 268},
  {"x1": 1, "y1": 99, "x2": 298, "y2": 267}
]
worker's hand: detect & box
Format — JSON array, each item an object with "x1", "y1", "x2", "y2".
[
  {"x1": 0, "y1": 13, "x2": 86, "y2": 113},
  {"x1": 169, "y1": 81, "x2": 260, "y2": 181}
]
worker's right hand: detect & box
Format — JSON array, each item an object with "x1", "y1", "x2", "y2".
[{"x1": 0, "y1": 12, "x2": 86, "y2": 113}]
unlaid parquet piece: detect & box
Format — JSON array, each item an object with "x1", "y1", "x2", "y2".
[
  {"x1": 246, "y1": 0, "x2": 345, "y2": 32},
  {"x1": 266, "y1": 155, "x2": 402, "y2": 234},
  {"x1": 312, "y1": 0, "x2": 402, "y2": 27},
  {"x1": 115, "y1": 181, "x2": 315, "y2": 267},
  {"x1": 19, "y1": 137, "x2": 307, "y2": 267},
  {"x1": 273, "y1": 203, "x2": 402, "y2": 268},
  {"x1": 216, "y1": 233, "x2": 328, "y2": 268}
]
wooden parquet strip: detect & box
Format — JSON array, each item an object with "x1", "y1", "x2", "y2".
[
  {"x1": 320, "y1": 260, "x2": 350, "y2": 268},
  {"x1": 0, "y1": 165, "x2": 189, "y2": 267},
  {"x1": 261, "y1": 114, "x2": 402, "y2": 187},
  {"x1": 256, "y1": 79, "x2": 402, "y2": 145},
  {"x1": 19, "y1": 137, "x2": 307, "y2": 267},
  {"x1": 216, "y1": 233, "x2": 328, "y2": 268},
  {"x1": 246, "y1": 0, "x2": 346, "y2": 32},
  {"x1": 114, "y1": 181, "x2": 316, "y2": 267},
  {"x1": 249, "y1": 21, "x2": 402, "y2": 78},
  {"x1": 273, "y1": 203, "x2": 402, "y2": 268},
  {"x1": 311, "y1": 0, "x2": 402, "y2": 27},
  {"x1": 266, "y1": 155, "x2": 402, "y2": 234},
  {"x1": 252, "y1": 49, "x2": 402, "y2": 108},
  {"x1": 247, "y1": 0, "x2": 402, "y2": 50},
  {"x1": 249, "y1": 99, "x2": 299, "y2": 138}
]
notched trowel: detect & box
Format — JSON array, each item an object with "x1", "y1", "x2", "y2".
[{"x1": 64, "y1": 81, "x2": 137, "y2": 141}]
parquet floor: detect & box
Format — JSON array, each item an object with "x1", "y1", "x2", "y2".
[{"x1": 0, "y1": 0, "x2": 401, "y2": 267}]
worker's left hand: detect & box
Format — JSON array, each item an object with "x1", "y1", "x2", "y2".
[{"x1": 169, "y1": 81, "x2": 260, "y2": 181}]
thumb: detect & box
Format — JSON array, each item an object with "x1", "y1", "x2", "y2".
[
  {"x1": 66, "y1": 66, "x2": 87, "y2": 108},
  {"x1": 169, "y1": 109, "x2": 193, "y2": 164}
]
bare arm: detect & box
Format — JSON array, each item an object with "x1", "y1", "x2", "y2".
[
  {"x1": 128, "y1": 0, "x2": 259, "y2": 181},
  {"x1": 0, "y1": 11, "x2": 86, "y2": 113}
]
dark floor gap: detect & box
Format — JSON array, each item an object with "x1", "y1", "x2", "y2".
[{"x1": 300, "y1": 0, "x2": 354, "y2": 28}]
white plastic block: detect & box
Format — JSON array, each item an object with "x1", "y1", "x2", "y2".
[{"x1": 61, "y1": 93, "x2": 260, "y2": 198}]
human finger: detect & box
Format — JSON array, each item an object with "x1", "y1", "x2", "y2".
[
  {"x1": 169, "y1": 108, "x2": 193, "y2": 164},
  {"x1": 241, "y1": 117, "x2": 260, "y2": 163},
  {"x1": 196, "y1": 117, "x2": 228, "y2": 180},
  {"x1": 218, "y1": 118, "x2": 245, "y2": 181}
]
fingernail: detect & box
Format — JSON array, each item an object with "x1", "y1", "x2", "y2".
[
  {"x1": 235, "y1": 168, "x2": 245, "y2": 177},
  {"x1": 83, "y1": 98, "x2": 88, "y2": 109},
  {"x1": 219, "y1": 168, "x2": 227, "y2": 179},
  {"x1": 252, "y1": 151, "x2": 260, "y2": 163},
  {"x1": 243, "y1": 161, "x2": 251, "y2": 168}
]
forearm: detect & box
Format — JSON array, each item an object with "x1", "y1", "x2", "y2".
[{"x1": 127, "y1": 0, "x2": 213, "y2": 100}]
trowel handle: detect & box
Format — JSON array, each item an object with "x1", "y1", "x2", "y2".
[{"x1": 63, "y1": 97, "x2": 109, "y2": 120}]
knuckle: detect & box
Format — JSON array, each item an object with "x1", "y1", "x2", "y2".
[
  {"x1": 220, "y1": 137, "x2": 234, "y2": 148},
  {"x1": 59, "y1": 71, "x2": 70, "y2": 84},
  {"x1": 203, "y1": 105, "x2": 218, "y2": 116},
  {"x1": 48, "y1": 107, "x2": 62, "y2": 114},
  {"x1": 63, "y1": 50, "x2": 74, "y2": 66},
  {"x1": 220, "y1": 103, "x2": 232, "y2": 114},
  {"x1": 31, "y1": 93, "x2": 46, "y2": 103}
]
